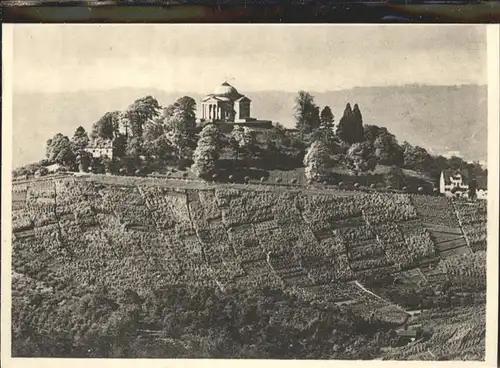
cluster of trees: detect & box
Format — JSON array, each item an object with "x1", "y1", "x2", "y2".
[
  {"x1": 295, "y1": 91, "x2": 486, "y2": 188},
  {"x1": 37, "y1": 96, "x2": 198, "y2": 176},
  {"x1": 12, "y1": 277, "x2": 397, "y2": 359},
  {"x1": 17, "y1": 93, "x2": 306, "y2": 180},
  {"x1": 15, "y1": 91, "x2": 486, "y2": 189}
]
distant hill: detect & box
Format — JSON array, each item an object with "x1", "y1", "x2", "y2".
[{"x1": 12, "y1": 84, "x2": 487, "y2": 168}]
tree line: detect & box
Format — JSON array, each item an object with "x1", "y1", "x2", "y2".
[
  {"x1": 14, "y1": 91, "x2": 486, "y2": 190},
  {"x1": 294, "y1": 91, "x2": 486, "y2": 189}
]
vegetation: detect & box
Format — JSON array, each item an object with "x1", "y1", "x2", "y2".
[
  {"x1": 11, "y1": 87, "x2": 487, "y2": 360},
  {"x1": 13, "y1": 90, "x2": 486, "y2": 196},
  {"x1": 11, "y1": 176, "x2": 487, "y2": 359}
]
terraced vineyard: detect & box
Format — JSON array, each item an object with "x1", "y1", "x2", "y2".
[{"x1": 11, "y1": 175, "x2": 488, "y2": 359}]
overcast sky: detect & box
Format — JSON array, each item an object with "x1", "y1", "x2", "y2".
[{"x1": 12, "y1": 25, "x2": 486, "y2": 94}]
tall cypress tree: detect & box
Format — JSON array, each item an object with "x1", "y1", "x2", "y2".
[
  {"x1": 352, "y1": 103, "x2": 365, "y2": 143},
  {"x1": 336, "y1": 103, "x2": 353, "y2": 144}
]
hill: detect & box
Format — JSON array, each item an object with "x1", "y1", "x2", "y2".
[
  {"x1": 13, "y1": 84, "x2": 487, "y2": 168},
  {"x1": 11, "y1": 174, "x2": 487, "y2": 359}
]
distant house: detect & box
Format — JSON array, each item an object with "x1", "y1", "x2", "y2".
[
  {"x1": 440, "y1": 169, "x2": 487, "y2": 199},
  {"x1": 85, "y1": 140, "x2": 114, "y2": 159}
]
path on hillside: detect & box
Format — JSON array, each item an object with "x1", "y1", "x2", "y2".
[
  {"x1": 16, "y1": 173, "x2": 365, "y2": 198},
  {"x1": 352, "y1": 280, "x2": 410, "y2": 315}
]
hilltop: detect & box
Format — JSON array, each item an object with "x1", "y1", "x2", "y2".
[
  {"x1": 13, "y1": 84, "x2": 487, "y2": 168},
  {"x1": 11, "y1": 174, "x2": 486, "y2": 359}
]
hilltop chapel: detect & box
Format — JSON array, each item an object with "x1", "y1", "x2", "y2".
[{"x1": 198, "y1": 82, "x2": 274, "y2": 131}]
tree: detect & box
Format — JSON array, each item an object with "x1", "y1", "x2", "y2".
[
  {"x1": 76, "y1": 151, "x2": 93, "y2": 173},
  {"x1": 294, "y1": 91, "x2": 320, "y2": 134},
  {"x1": 402, "y1": 142, "x2": 433, "y2": 172},
  {"x1": 174, "y1": 96, "x2": 197, "y2": 125},
  {"x1": 303, "y1": 140, "x2": 331, "y2": 181},
  {"x1": 126, "y1": 96, "x2": 161, "y2": 137},
  {"x1": 91, "y1": 113, "x2": 117, "y2": 140},
  {"x1": 370, "y1": 128, "x2": 404, "y2": 166},
  {"x1": 162, "y1": 97, "x2": 198, "y2": 164},
  {"x1": 468, "y1": 177, "x2": 478, "y2": 200},
  {"x1": 320, "y1": 106, "x2": 334, "y2": 129},
  {"x1": 315, "y1": 106, "x2": 337, "y2": 144},
  {"x1": 385, "y1": 166, "x2": 405, "y2": 189},
  {"x1": 231, "y1": 126, "x2": 257, "y2": 161},
  {"x1": 142, "y1": 118, "x2": 170, "y2": 160},
  {"x1": 346, "y1": 141, "x2": 377, "y2": 175},
  {"x1": 336, "y1": 103, "x2": 353, "y2": 144},
  {"x1": 352, "y1": 104, "x2": 365, "y2": 143},
  {"x1": 113, "y1": 134, "x2": 128, "y2": 159},
  {"x1": 125, "y1": 137, "x2": 143, "y2": 159},
  {"x1": 337, "y1": 103, "x2": 364, "y2": 145},
  {"x1": 46, "y1": 133, "x2": 75, "y2": 166},
  {"x1": 101, "y1": 155, "x2": 114, "y2": 174},
  {"x1": 71, "y1": 126, "x2": 90, "y2": 152},
  {"x1": 191, "y1": 124, "x2": 223, "y2": 179}
]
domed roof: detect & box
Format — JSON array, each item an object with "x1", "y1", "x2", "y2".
[{"x1": 213, "y1": 82, "x2": 240, "y2": 97}]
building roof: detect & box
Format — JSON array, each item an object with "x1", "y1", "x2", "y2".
[
  {"x1": 214, "y1": 81, "x2": 239, "y2": 96},
  {"x1": 442, "y1": 169, "x2": 487, "y2": 189},
  {"x1": 203, "y1": 82, "x2": 244, "y2": 102},
  {"x1": 87, "y1": 140, "x2": 113, "y2": 149},
  {"x1": 442, "y1": 169, "x2": 469, "y2": 185}
]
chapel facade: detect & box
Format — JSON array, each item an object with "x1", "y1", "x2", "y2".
[{"x1": 199, "y1": 82, "x2": 272, "y2": 129}]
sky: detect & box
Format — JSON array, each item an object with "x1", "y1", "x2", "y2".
[{"x1": 12, "y1": 24, "x2": 487, "y2": 94}]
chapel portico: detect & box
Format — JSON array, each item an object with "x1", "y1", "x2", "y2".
[{"x1": 200, "y1": 82, "x2": 252, "y2": 123}]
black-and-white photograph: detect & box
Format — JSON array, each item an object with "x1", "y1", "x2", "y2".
[{"x1": 3, "y1": 24, "x2": 497, "y2": 363}]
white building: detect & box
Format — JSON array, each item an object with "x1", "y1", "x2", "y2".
[
  {"x1": 85, "y1": 140, "x2": 114, "y2": 159},
  {"x1": 198, "y1": 82, "x2": 273, "y2": 128},
  {"x1": 440, "y1": 169, "x2": 487, "y2": 199}
]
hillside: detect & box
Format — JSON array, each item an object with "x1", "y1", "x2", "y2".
[
  {"x1": 11, "y1": 175, "x2": 487, "y2": 359},
  {"x1": 13, "y1": 84, "x2": 487, "y2": 168}
]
